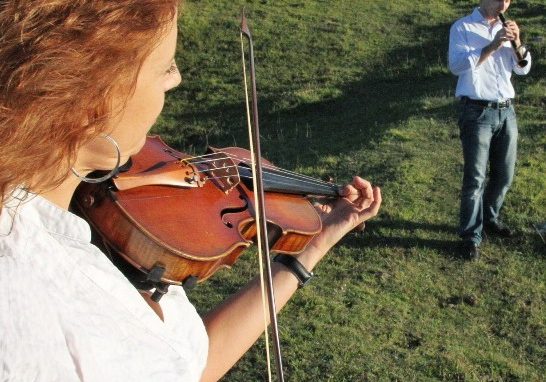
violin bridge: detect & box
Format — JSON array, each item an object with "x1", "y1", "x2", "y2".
[{"x1": 187, "y1": 152, "x2": 240, "y2": 193}]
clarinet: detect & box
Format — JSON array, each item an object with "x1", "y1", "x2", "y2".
[{"x1": 498, "y1": 12, "x2": 529, "y2": 67}]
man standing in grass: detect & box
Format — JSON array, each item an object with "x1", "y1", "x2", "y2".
[{"x1": 448, "y1": 0, "x2": 531, "y2": 260}]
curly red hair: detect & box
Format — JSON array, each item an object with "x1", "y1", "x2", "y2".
[{"x1": 0, "y1": 0, "x2": 179, "y2": 206}]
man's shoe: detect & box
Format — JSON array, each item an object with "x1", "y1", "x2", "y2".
[
  {"x1": 461, "y1": 241, "x2": 480, "y2": 261},
  {"x1": 484, "y1": 222, "x2": 513, "y2": 238}
]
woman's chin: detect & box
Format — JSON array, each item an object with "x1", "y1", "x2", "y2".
[{"x1": 124, "y1": 138, "x2": 147, "y2": 158}]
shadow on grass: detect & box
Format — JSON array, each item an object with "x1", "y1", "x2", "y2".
[
  {"x1": 169, "y1": 19, "x2": 457, "y2": 179},
  {"x1": 341, "y1": 219, "x2": 462, "y2": 259},
  {"x1": 340, "y1": 219, "x2": 546, "y2": 261}
]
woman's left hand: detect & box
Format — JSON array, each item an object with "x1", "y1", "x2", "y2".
[{"x1": 311, "y1": 176, "x2": 382, "y2": 252}]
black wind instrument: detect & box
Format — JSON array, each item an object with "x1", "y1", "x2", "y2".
[{"x1": 498, "y1": 12, "x2": 529, "y2": 67}]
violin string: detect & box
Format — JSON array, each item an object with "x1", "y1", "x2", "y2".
[
  {"x1": 193, "y1": 166, "x2": 339, "y2": 195},
  {"x1": 185, "y1": 153, "x2": 340, "y2": 191},
  {"x1": 191, "y1": 165, "x2": 339, "y2": 195},
  {"x1": 184, "y1": 152, "x2": 331, "y2": 186}
]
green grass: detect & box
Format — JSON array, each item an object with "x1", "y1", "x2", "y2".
[{"x1": 153, "y1": 0, "x2": 546, "y2": 380}]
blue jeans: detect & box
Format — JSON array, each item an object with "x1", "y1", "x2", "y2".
[{"x1": 458, "y1": 103, "x2": 518, "y2": 245}]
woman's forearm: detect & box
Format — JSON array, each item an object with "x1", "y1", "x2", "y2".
[{"x1": 200, "y1": 242, "x2": 325, "y2": 382}]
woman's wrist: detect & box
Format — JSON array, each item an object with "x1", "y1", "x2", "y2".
[
  {"x1": 294, "y1": 242, "x2": 325, "y2": 272},
  {"x1": 295, "y1": 224, "x2": 343, "y2": 271},
  {"x1": 273, "y1": 254, "x2": 314, "y2": 288}
]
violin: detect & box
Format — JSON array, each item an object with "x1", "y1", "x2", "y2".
[{"x1": 72, "y1": 135, "x2": 343, "y2": 299}]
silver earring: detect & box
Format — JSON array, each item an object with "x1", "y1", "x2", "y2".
[{"x1": 71, "y1": 135, "x2": 121, "y2": 184}]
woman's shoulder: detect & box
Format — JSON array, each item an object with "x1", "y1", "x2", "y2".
[
  {"x1": 0, "y1": 198, "x2": 61, "y2": 290},
  {"x1": 0, "y1": 205, "x2": 33, "y2": 261},
  {"x1": 1, "y1": 193, "x2": 90, "y2": 248},
  {"x1": 0, "y1": 193, "x2": 92, "y2": 290}
]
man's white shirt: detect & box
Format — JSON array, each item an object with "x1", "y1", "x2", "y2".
[{"x1": 449, "y1": 7, "x2": 531, "y2": 101}]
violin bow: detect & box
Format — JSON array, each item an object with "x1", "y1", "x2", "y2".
[{"x1": 240, "y1": 10, "x2": 285, "y2": 382}]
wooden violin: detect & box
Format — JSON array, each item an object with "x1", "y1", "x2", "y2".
[{"x1": 72, "y1": 135, "x2": 342, "y2": 298}]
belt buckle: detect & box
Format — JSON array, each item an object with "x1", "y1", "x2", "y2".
[{"x1": 498, "y1": 99, "x2": 510, "y2": 109}]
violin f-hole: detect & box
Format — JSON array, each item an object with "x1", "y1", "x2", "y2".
[{"x1": 220, "y1": 195, "x2": 249, "y2": 228}]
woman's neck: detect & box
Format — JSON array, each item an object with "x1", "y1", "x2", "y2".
[{"x1": 39, "y1": 176, "x2": 82, "y2": 210}]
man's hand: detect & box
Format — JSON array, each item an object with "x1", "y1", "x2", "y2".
[{"x1": 493, "y1": 19, "x2": 521, "y2": 49}]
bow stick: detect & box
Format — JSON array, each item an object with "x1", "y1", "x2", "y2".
[{"x1": 240, "y1": 10, "x2": 285, "y2": 382}]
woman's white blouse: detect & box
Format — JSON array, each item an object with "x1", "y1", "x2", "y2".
[{"x1": 0, "y1": 194, "x2": 208, "y2": 381}]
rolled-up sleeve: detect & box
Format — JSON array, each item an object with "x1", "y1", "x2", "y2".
[
  {"x1": 513, "y1": 51, "x2": 532, "y2": 75},
  {"x1": 449, "y1": 22, "x2": 480, "y2": 76}
]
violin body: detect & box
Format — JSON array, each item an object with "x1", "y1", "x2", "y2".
[{"x1": 73, "y1": 136, "x2": 324, "y2": 287}]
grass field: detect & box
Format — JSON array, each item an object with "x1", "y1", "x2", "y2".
[{"x1": 154, "y1": 1, "x2": 545, "y2": 380}]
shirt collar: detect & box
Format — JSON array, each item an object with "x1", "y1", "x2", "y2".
[
  {"x1": 13, "y1": 192, "x2": 92, "y2": 243},
  {"x1": 472, "y1": 7, "x2": 501, "y2": 27},
  {"x1": 471, "y1": 8, "x2": 487, "y2": 24}
]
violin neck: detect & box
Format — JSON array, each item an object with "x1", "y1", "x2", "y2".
[{"x1": 239, "y1": 166, "x2": 343, "y2": 197}]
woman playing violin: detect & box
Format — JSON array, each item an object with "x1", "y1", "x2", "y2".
[{"x1": 0, "y1": 1, "x2": 381, "y2": 381}]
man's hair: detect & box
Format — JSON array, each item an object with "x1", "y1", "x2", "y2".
[{"x1": 0, "y1": 0, "x2": 179, "y2": 205}]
